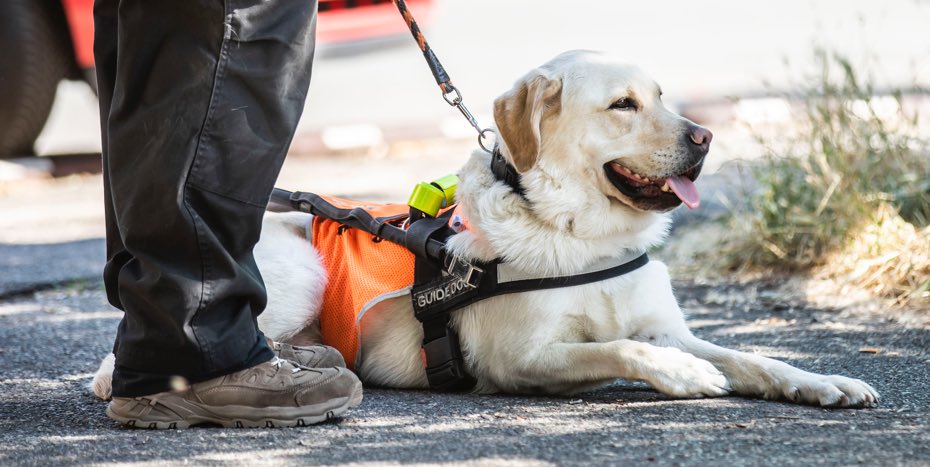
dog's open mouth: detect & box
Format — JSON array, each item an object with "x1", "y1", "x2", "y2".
[{"x1": 604, "y1": 161, "x2": 704, "y2": 210}]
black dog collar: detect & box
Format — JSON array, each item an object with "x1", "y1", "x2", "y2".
[{"x1": 489, "y1": 146, "x2": 527, "y2": 199}]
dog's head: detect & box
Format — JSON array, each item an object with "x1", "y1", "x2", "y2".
[{"x1": 493, "y1": 50, "x2": 712, "y2": 216}]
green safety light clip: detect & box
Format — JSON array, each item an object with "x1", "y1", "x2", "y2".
[{"x1": 408, "y1": 174, "x2": 459, "y2": 221}]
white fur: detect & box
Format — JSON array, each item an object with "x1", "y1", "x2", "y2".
[
  {"x1": 253, "y1": 212, "x2": 327, "y2": 342},
  {"x1": 92, "y1": 51, "x2": 878, "y2": 408},
  {"x1": 91, "y1": 352, "x2": 115, "y2": 400}
]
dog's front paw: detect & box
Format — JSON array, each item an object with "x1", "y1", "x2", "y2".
[
  {"x1": 641, "y1": 347, "x2": 731, "y2": 398},
  {"x1": 779, "y1": 372, "x2": 879, "y2": 408},
  {"x1": 90, "y1": 353, "x2": 115, "y2": 401}
]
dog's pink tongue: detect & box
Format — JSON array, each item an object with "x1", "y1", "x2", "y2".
[{"x1": 667, "y1": 176, "x2": 700, "y2": 209}]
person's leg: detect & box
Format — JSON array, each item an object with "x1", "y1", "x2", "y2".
[
  {"x1": 98, "y1": 0, "x2": 318, "y2": 397},
  {"x1": 93, "y1": 0, "x2": 123, "y2": 310}
]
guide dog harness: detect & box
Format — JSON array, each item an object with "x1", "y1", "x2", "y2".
[{"x1": 277, "y1": 151, "x2": 650, "y2": 392}]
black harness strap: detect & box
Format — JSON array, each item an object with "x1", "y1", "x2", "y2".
[
  {"x1": 492, "y1": 253, "x2": 650, "y2": 296},
  {"x1": 410, "y1": 250, "x2": 650, "y2": 392},
  {"x1": 283, "y1": 191, "x2": 448, "y2": 262},
  {"x1": 411, "y1": 253, "x2": 650, "y2": 327}
]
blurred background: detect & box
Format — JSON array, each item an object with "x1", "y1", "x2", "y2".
[
  {"x1": 1, "y1": 0, "x2": 929, "y2": 311},
  {"x1": 11, "y1": 0, "x2": 930, "y2": 158}
]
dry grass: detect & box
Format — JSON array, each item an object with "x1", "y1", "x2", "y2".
[
  {"x1": 823, "y1": 204, "x2": 930, "y2": 306},
  {"x1": 724, "y1": 51, "x2": 930, "y2": 310}
]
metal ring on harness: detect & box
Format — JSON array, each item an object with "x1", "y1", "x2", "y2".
[{"x1": 478, "y1": 128, "x2": 496, "y2": 154}]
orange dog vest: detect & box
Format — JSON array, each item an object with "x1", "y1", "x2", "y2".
[{"x1": 311, "y1": 196, "x2": 416, "y2": 370}]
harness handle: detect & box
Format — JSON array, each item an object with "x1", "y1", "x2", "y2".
[
  {"x1": 270, "y1": 188, "x2": 449, "y2": 262},
  {"x1": 391, "y1": 0, "x2": 495, "y2": 152}
]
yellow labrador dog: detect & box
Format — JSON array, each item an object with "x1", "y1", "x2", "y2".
[{"x1": 93, "y1": 50, "x2": 878, "y2": 407}]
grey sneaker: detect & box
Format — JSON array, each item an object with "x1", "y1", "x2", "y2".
[
  {"x1": 269, "y1": 338, "x2": 345, "y2": 368},
  {"x1": 106, "y1": 358, "x2": 363, "y2": 429}
]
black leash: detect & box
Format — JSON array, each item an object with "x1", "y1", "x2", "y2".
[
  {"x1": 390, "y1": 0, "x2": 495, "y2": 153},
  {"x1": 391, "y1": 0, "x2": 530, "y2": 199}
]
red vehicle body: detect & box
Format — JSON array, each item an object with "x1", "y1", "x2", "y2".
[
  {"x1": 0, "y1": 0, "x2": 434, "y2": 157},
  {"x1": 60, "y1": 0, "x2": 94, "y2": 70}
]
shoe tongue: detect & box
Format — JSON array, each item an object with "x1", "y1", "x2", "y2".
[{"x1": 667, "y1": 176, "x2": 700, "y2": 209}]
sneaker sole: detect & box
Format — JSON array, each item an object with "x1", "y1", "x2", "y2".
[{"x1": 107, "y1": 380, "x2": 364, "y2": 429}]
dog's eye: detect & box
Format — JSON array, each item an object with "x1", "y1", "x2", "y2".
[{"x1": 609, "y1": 97, "x2": 638, "y2": 111}]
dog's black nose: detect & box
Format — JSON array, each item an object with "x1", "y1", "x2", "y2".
[
  {"x1": 688, "y1": 125, "x2": 713, "y2": 153},
  {"x1": 688, "y1": 125, "x2": 714, "y2": 155}
]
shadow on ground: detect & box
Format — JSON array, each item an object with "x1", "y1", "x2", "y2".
[{"x1": 0, "y1": 240, "x2": 105, "y2": 297}]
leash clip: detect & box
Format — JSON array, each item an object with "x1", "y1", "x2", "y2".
[
  {"x1": 442, "y1": 84, "x2": 484, "y2": 141},
  {"x1": 442, "y1": 85, "x2": 463, "y2": 106}
]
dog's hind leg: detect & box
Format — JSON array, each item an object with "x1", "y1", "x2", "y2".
[
  {"x1": 672, "y1": 335, "x2": 880, "y2": 408},
  {"x1": 255, "y1": 212, "x2": 326, "y2": 343}
]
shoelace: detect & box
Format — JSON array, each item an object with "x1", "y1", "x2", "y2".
[{"x1": 271, "y1": 356, "x2": 304, "y2": 374}]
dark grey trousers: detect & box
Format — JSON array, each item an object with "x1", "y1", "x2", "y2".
[{"x1": 94, "y1": 0, "x2": 318, "y2": 397}]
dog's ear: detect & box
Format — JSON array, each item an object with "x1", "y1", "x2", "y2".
[{"x1": 493, "y1": 72, "x2": 562, "y2": 173}]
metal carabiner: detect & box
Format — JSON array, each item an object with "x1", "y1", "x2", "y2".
[{"x1": 442, "y1": 85, "x2": 463, "y2": 106}]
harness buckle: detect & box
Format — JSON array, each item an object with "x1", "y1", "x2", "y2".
[
  {"x1": 445, "y1": 255, "x2": 483, "y2": 289},
  {"x1": 422, "y1": 328, "x2": 477, "y2": 392}
]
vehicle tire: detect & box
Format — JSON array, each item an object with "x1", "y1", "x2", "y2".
[{"x1": 0, "y1": 0, "x2": 73, "y2": 158}]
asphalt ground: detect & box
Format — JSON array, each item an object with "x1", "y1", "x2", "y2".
[{"x1": 1, "y1": 279, "x2": 928, "y2": 466}]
